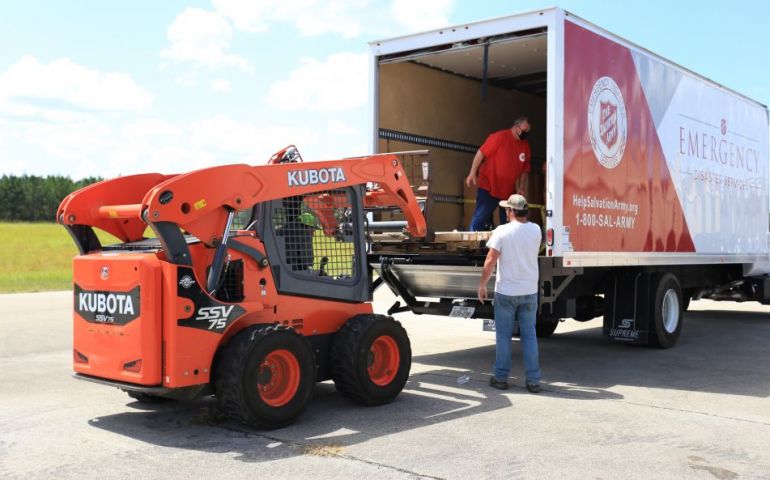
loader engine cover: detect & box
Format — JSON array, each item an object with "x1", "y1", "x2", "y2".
[{"x1": 72, "y1": 253, "x2": 163, "y2": 385}]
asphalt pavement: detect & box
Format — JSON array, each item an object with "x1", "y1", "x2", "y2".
[{"x1": 1, "y1": 289, "x2": 769, "y2": 479}]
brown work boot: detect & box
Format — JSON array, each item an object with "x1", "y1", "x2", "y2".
[
  {"x1": 489, "y1": 377, "x2": 509, "y2": 390},
  {"x1": 526, "y1": 383, "x2": 542, "y2": 394}
]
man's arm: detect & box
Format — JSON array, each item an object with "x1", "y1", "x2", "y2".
[
  {"x1": 516, "y1": 171, "x2": 529, "y2": 196},
  {"x1": 477, "y1": 247, "x2": 500, "y2": 303},
  {"x1": 465, "y1": 149, "x2": 485, "y2": 187}
]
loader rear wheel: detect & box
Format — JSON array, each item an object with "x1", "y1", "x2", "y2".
[
  {"x1": 331, "y1": 314, "x2": 411, "y2": 406},
  {"x1": 648, "y1": 273, "x2": 683, "y2": 349},
  {"x1": 215, "y1": 325, "x2": 315, "y2": 429}
]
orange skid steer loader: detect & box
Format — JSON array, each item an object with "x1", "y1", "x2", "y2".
[{"x1": 58, "y1": 148, "x2": 427, "y2": 429}]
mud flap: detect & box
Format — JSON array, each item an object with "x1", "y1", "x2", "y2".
[
  {"x1": 758, "y1": 277, "x2": 770, "y2": 305},
  {"x1": 603, "y1": 272, "x2": 650, "y2": 344}
]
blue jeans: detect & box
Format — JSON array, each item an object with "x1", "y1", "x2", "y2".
[
  {"x1": 470, "y1": 188, "x2": 507, "y2": 231},
  {"x1": 493, "y1": 292, "x2": 541, "y2": 385}
]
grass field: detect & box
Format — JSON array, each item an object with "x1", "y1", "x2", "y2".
[
  {"x1": 1, "y1": 222, "x2": 356, "y2": 293},
  {"x1": 0, "y1": 223, "x2": 120, "y2": 293}
]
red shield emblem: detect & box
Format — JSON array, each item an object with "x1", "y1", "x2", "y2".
[{"x1": 599, "y1": 100, "x2": 618, "y2": 149}]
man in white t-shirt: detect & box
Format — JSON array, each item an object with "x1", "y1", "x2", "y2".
[{"x1": 477, "y1": 194, "x2": 542, "y2": 392}]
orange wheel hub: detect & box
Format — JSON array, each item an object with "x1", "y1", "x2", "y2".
[
  {"x1": 257, "y1": 349, "x2": 300, "y2": 407},
  {"x1": 367, "y1": 335, "x2": 400, "y2": 386}
]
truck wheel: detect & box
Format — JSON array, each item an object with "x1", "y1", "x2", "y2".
[
  {"x1": 536, "y1": 316, "x2": 560, "y2": 338},
  {"x1": 330, "y1": 314, "x2": 411, "y2": 406},
  {"x1": 215, "y1": 325, "x2": 315, "y2": 429},
  {"x1": 649, "y1": 273, "x2": 684, "y2": 348}
]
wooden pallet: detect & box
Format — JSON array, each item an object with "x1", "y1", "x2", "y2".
[{"x1": 370, "y1": 230, "x2": 491, "y2": 254}]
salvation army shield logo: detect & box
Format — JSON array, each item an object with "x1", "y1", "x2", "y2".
[
  {"x1": 588, "y1": 76, "x2": 627, "y2": 169},
  {"x1": 600, "y1": 100, "x2": 618, "y2": 148}
]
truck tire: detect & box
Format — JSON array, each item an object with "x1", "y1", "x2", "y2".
[
  {"x1": 648, "y1": 273, "x2": 684, "y2": 349},
  {"x1": 330, "y1": 314, "x2": 411, "y2": 406},
  {"x1": 215, "y1": 325, "x2": 315, "y2": 429},
  {"x1": 536, "y1": 316, "x2": 560, "y2": 338}
]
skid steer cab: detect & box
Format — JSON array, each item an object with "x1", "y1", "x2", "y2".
[{"x1": 58, "y1": 149, "x2": 427, "y2": 429}]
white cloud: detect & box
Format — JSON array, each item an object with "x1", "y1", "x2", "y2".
[
  {"x1": 1, "y1": 111, "x2": 377, "y2": 182},
  {"x1": 391, "y1": 0, "x2": 455, "y2": 32},
  {"x1": 266, "y1": 52, "x2": 368, "y2": 111},
  {"x1": 121, "y1": 119, "x2": 182, "y2": 141},
  {"x1": 210, "y1": 0, "x2": 271, "y2": 33},
  {"x1": 189, "y1": 114, "x2": 321, "y2": 160},
  {"x1": 173, "y1": 71, "x2": 199, "y2": 87},
  {"x1": 212, "y1": 0, "x2": 456, "y2": 39},
  {"x1": 211, "y1": 79, "x2": 232, "y2": 93},
  {"x1": 23, "y1": 118, "x2": 114, "y2": 162},
  {"x1": 160, "y1": 8, "x2": 253, "y2": 71},
  {"x1": 327, "y1": 120, "x2": 358, "y2": 136},
  {"x1": 213, "y1": 0, "x2": 367, "y2": 38},
  {"x1": 0, "y1": 55, "x2": 153, "y2": 112}
]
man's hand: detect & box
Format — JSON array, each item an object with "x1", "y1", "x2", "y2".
[
  {"x1": 465, "y1": 172, "x2": 477, "y2": 188},
  {"x1": 478, "y1": 284, "x2": 488, "y2": 304},
  {"x1": 466, "y1": 150, "x2": 484, "y2": 188},
  {"x1": 478, "y1": 247, "x2": 499, "y2": 304},
  {"x1": 516, "y1": 172, "x2": 529, "y2": 198}
]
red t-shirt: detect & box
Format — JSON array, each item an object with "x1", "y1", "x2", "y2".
[{"x1": 477, "y1": 129, "x2": 531, "y2": 199}]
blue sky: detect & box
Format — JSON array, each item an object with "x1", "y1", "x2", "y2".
[{"x1": 0, "y1": 0, "x2": 766, "y2": 179}]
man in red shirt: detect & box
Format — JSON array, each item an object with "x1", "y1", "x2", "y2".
[{"x1": 465, "y1": 117, "x2": 532, "y2": 231}]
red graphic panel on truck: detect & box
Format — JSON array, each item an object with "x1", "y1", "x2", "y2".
[{"x1": 563, "y1": 21, "x2": 694, "y2": 253}]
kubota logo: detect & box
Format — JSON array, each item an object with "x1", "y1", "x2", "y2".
[
  {"x1": 74, "y1": 285, "x2": 141, "y2": 325},
  {"x1": 288, "y1": 167, "x2": 347, "y2": 187},
  {"x1": 588, "y1": 76, "x2": 627, "y2": 169}
]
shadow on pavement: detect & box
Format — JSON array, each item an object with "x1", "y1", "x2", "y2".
[
  {"x1": 87, "y1": 355, "x2": 619, "y2": 465},
  {"x1": 86, "y1": 306, "x2": 769, "y2": 464},
  {"x1": 520, "y1": 308, "x2": 770, "y2": 399}
]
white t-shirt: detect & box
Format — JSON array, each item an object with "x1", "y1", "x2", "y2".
[{"x1": 486, "y1": 220, "x2": 541, "y2": 296}]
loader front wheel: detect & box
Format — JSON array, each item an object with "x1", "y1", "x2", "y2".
[
  {"x1": 215, "y1": 325, "x2": 315, "y2": 429},
  {"x1": 330, "y1": 314, "x2": 411, "y2": 406}
]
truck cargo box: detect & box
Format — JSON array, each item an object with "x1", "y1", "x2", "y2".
[{"x1": 368, "y1": 7, "x2": 769, "y2": 270}]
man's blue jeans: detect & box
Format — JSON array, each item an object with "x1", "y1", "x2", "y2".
[
  {"x1": 492, "y1": 292, "x2": 541, "y2": 385},
  {"x1": 470, "y1": 187, "x2": 506, "y2": 231}
]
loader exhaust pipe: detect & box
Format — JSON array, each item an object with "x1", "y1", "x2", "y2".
[{"x1": 207, "y1": 208, "x2": 236, "y2": 295}]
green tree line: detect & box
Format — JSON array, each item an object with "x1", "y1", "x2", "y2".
[{"x1": 0, "y1": 175, "x2": 102, "y2": 222}]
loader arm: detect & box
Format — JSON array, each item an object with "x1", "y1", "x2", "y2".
[
  {"x1": 57, "y1": 173, "x2": 177, "y2": 253},
  {"x1": 59, "y1": 153, "x2": 426, "y2": 262}
]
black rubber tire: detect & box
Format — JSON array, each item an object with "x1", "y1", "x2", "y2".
[
  {"x1": 330, "y1": 314, "x2": 411, "y2": 406},
  {"x1": 215, "y1": 325, "x2": 315, "y2": 429},
  {"x1": 126, "y1": 391, "x2": 173, "y2": 403},
  {"x1": 536, "y1": 316, "x2": 560, "y2": 338},
  {"x1": 648, "y1": 273, "x2": 684, "y2": 349}
]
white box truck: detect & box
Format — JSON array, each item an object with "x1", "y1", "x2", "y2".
[{"x1": 367, "y1": 8, "x2": 770, "y2": 348}]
